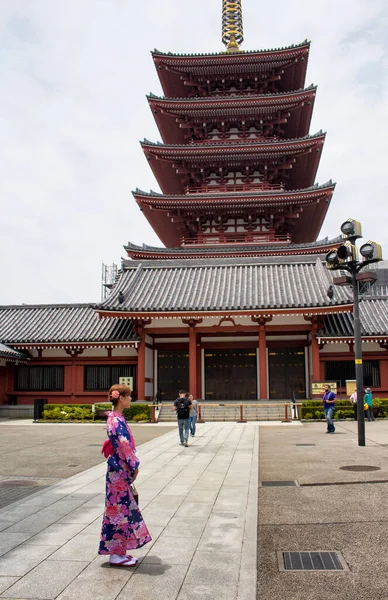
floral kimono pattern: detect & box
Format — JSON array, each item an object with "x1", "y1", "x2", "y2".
[{"x1": 99, "y1": 412, "x2": 152, "y2": 555}]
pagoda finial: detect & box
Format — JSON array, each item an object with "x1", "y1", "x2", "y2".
[{"x1": 222, "y1": 0, "x2": 244, "y2": 52}]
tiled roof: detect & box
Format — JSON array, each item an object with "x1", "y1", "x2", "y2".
[
  {"x1": 133, "y1": 180, "x2": 335, "y2": 200},
  {"x1": 0, "y1": 343, "x2": 24, "y2": 360},
  {"x1": 0, "y1": 304, "x2": 139, "y2": 346},
  {"x1": 147, "y1": 84, "x2": 316, "y2": 103},
  {"x1": 319, "y1": 299, "x2": 388, "y2": 337},
  {"x1": 152, "y1": 41, "x2": 310, "y2": 58},
  {"x1": 142, "y1": 130, "x2": 325, "y2": 149},
  {"x1": 125, "y1": 235, "x2": 343, "y2": 255},
  {"x1": 99, "y1": 258, "x2": 352, "y2": 313}
]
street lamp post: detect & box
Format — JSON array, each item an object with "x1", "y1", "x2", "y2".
[{"x1": 325, "y1": 220, "x2": 383, "y2": 447}]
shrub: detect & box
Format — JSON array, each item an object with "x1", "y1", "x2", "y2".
[
  {"x1": 314, "y1": 409, "x2": 324, "y2": 420},
  {"x1": 132, "y1": 413, "x2": 150, "y2": 422},
  {"x1": 300, "y1": 398, "x2": 378, "y2": 421},
  {"x1": 123, "y1": 404, "x2": 151, "y2": 421},
  {"x1": 43, "y1": 404, "x2": 93, "y2": 421}
]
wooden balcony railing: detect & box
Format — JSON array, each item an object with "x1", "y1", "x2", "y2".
[
  {"x1": 180, "y1": 232, "x2": 292, "y2": 246},
  {"x1": 185, "y1": 182, "x2": 284, "y2": 194}
]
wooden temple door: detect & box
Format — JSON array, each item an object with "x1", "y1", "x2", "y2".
[
  {"x1": 204, "y1": 349, "x2": 257, "y2": 400},
  {"x1": 268, "y1": 348, "x2": 306, "y2": 399},
  {"x1": 157, "y1": 350, "x2": 189, "y2": 402}
]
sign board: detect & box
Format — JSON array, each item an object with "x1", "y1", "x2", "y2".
[
  {"x1": 311, "y1": 381, "x2": 338, "y2": 396},
  {"x1": 119, "y1": 376, "x2": 133, "y2": 390},
  {"x1": 346, "y1": 380, "x2": 356, "y2": 396}
]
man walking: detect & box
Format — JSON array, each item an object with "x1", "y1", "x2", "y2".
[
  {"x1": 173, "y1": 390, "x2": 192, "y2": 447},
  {"x1": 322, "y1": 384, "x2": 336, "y2": 434}
]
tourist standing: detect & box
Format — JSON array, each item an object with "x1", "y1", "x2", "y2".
[
  {"x1": 99, "y1": 384, "x2": 152, "y2": 566},
  {"x1": 364, "y1": 387, "x2": 375, "y2": 422},
  {"x1": 322, "y1": 384, "x2": 336, "y2": 434},
  {"x1": 189, "y1": 394, "x2": 198, "y2": 437},
  {"x1": 174, "y1": 390, "x2": 192, "y2": 447},
  {"x1": 350, "y1": 390, "x2": 357, "y2": 421}
]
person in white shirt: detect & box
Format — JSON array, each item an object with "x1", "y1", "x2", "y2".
[{"x1": 350, "y1": 390, "x2": 357, "y2": 421}]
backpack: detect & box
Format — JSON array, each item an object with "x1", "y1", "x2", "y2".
[{"x1": 176, "y1": 398, "x2": 190, "y2": 419}]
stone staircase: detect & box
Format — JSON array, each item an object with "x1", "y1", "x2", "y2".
[{"x1": 157, "y1": 402, "x2": 295, "y2": 422}]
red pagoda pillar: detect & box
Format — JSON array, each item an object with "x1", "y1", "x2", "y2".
[
  {"x1": 184, "y1": 319, "x2": 202, "y2": 398},
  {"x1": 311, "y1": 331, "x2": 321, "y2": 383},
  {"x1": 189, "y1": 325, "x2": 197, "y2": 398},
  {"x1": 134, "y1": 321, "x2": 147, "y2": 401},
  {"x1": 259, "y1": 325, "x2": 268, "y2": 399}
]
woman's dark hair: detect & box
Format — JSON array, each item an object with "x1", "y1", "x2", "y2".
[{"x1": 108, "y1": 384, "x2": 132, "y2": 406}]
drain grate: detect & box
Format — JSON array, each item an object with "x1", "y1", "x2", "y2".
[
  {"x1": 340, "y1": 465, "x2": 380, "y2": 472},
  {"x1": 296, "y1": 443, "x2": 316, "y2": 446},
  {"x1": 261, "y1": 480, "x2": 298, "y2": 487},
  {"x1": 279, "y1": 551, "x2": 349, "y2": 571}
]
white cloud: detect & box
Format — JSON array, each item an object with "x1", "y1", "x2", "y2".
[{"x1": 1, "y1": 0, "x2": 387, "y2": 304}]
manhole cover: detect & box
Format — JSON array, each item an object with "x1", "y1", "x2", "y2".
[
  {"x1": 340, "y1": 465, "x2": 381, "y2": 472},
  {"x1": 279, "y1": 551, "x2": 349, "y2": 571},
  {"x1": 66, "y1": 464, "x2": 79, "y2": 468},
  {"x1": 261, "y1": 481, "x2": 298, "y2": 487}
]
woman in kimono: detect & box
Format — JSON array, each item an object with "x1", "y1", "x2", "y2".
[{"x1": 99, "y1": 384, "x2": 152, "y2": 566}]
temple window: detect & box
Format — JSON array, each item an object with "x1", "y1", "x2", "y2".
[
  {"x1": 325, "y1": 360, "x2": 380, "y2": 388},
  {"x1": 84, "y1": 365, "x2": 136, "y2": 391},
  {"x1": 15, "y1": 366, "x2": 64, "y2": 391}
]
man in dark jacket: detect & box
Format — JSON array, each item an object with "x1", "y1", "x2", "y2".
[{"x1": 173, "y1": 390, "x2": 192, "y2": 447}]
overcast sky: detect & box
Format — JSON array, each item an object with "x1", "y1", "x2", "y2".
[{"x1": 1, "y1": 0, "x2": 387, "y2": 305}]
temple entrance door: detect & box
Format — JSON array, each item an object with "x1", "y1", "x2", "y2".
[
  {"x1": 205, "y1": 349, "x2": 257, "y2": 400},
  {"x1": 157, "y1": 350, "x2": 189, "y2": 402},
  {"x1": 268, "y1": 347, "x2": 306, "y2": 399}
]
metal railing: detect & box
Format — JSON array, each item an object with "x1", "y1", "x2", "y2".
[{"x1": 151, "y1": 402, "x2": 297, "y2": 423}]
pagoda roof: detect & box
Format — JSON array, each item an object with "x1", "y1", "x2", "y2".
[
  {"x1": 132, "y1": 181, "x2": 335, "y2": 246},
  {"x1": 318, "y1": 299, "x2": 388, "y2": 339},
  {"x1": 0, "y1": 342, "x2": 25, "y2": 361},
  {"x1": 125, "y1": 234, "x2": 343, "y2": 261},
  {"x1": 152, "y1": 41, "x2": 310, "y2": 97},
  {"x1": 98, "y1": 257, "x2": 352, "y2": 318},
  {"x1": 0, "y1": 304, "x2": 139, "y2": 348},
  {"x1": 141, "y1": 132, "x2": 325, "y2": 195},
  {"x1": 147, "y1": 86, "x2": 316, "y2": 144}
]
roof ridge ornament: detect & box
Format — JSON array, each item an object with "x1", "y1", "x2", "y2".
[{"x1": 222, "y1": 0, "x2": 244, "y2": 53}]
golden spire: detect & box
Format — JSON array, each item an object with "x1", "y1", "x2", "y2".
[{"x1": 222, "y1": 0, "x2": 244, "y2": 52}]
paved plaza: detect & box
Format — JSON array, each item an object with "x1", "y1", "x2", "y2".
[
  {"x1": 0, "y1": 421, "x2": 257, "y2": 600},
  {"x1": 1, "y1": 419, "x2": 388, "y2": 599}
]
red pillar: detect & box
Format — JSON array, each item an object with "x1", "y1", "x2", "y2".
[
  {"x1": 259, "y1": 325, "x2": 268, "y2": 399},
  {"x1": 189, "y1": 325, "x2": 197, "y2": 398},
  {"x1": 137, "y1": 328, "x2": 146, "y2": 402},
  {"x1": 311, "y1": 329, "x2": 321, "y2": 383}
]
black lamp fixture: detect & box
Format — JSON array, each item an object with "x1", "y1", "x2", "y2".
[{"x1": 324, "y1": 218, "x2": 383, "y2": 447}]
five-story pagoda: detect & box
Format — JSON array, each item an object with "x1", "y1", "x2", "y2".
[{"x1": 130, "y1": 0, "x2": 335, "y2": 259}]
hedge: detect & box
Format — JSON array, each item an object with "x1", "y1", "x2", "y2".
[
  {"x1": 42, "y1": 403, "x2": 151, "y2": 422},
  {"x1": 300, "y1": 398, "x2": 388, "y2": 420}
]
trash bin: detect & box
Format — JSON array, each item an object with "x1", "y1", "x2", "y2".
[{"x1": 33, "y1": 398, "x2": 48, "y2": 421}]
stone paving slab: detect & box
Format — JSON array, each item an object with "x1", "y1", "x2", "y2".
[
  {"x1": 258, "y1": 420, "x2": 388, "y2": 600},
  {"x1": 0, "y1": 422, "x2": 258, "y2": 600}
]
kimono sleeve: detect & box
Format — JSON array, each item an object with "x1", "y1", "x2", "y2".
[{"x1": 109, "y1": 416, "x2": 140, "y2": 474}]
